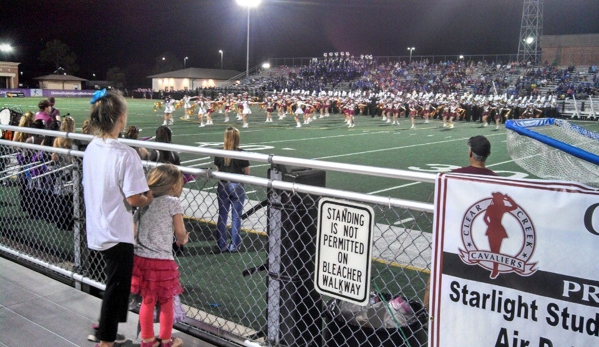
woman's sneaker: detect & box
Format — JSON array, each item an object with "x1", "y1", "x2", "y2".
[{"x1": 87, "y1": 323, "x2": 128, "y2": 344}]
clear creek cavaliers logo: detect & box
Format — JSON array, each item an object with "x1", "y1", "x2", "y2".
[{"x1": 458, "y1": 192, "x2": 538, "y2": 279}]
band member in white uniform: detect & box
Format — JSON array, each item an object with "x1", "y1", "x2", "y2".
[
  {"x1": 163, "y1": 96, "x2": 176, "y2": 126},
  {"x1": 241, "y1": 93, "x2": 252, "y2": 128},
  {"x1": 182, "y1": 94, "x2": 196, "y2": 120}
]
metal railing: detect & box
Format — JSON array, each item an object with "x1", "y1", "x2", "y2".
[
  {"x1": 559, "y1": 96, "x2": 599, "y2": 120},
  {"x1": 0, "y1": 125, "x2": 435, "y2": 347}
]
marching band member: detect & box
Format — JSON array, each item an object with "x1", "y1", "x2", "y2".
[
  {"x1": 216, "y1": 92, "x2": 224, "y2": 114},
  {"x1": 163, "y1": 95, "x2": 176, "y2": 126},
  {"x1": 196, "y1": 97, "x2": 208, "y2": 127},
  {"x1": 223, "y1": 94, "x2": 232, "y2": 122},
  {"x1": 241, "y1": 93, "x2": 252, "y2": 128},
  {"x1": 441, "y1": 101, "x2": 451, "y2": 128},
  {"x1": 481, "y1": 100, "x2": 495, "y2": 127},
  {"x1": 205, "y1": 97, "x2": 214, "y2": 125},
  {"x1": 422, "y1": 99, "x2": 432, "y2": 124},
  {"x1": 293, "y1": 98, "x2": 304, "y2": 128},
  {"x1": 265, "y1": 97, "x2": 274, "y2": 122},
  {"x1": 392, "y1": 98, "x2": 403, "y2": 126},
  {"x1": 408, "y1": 98, "x2": 418, "y2": 129},
  {"x1": 323, "y1": 97, "x2": 331, "y2": 117},
  {"x1": 236, "y1": 94, "x2": 244, "y2": 121},
  {"x1": 344, "y1": 98, "x2": 356, "y2": 128},
  {"x1": 276, "y1": 95, "x2": 286, "y2": 120},
  {"x1": 182, "y1": 94, "x2": 196, "y2": 120}
]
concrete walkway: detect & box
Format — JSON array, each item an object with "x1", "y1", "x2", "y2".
[{"x1": 0, "y1": 256, "x2": 218, "y2": 347}]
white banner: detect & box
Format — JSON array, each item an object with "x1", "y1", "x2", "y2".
[{"x1": 430, "y1": 173, "x2": 599, "y2": 347}]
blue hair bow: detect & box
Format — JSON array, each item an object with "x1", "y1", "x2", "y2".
[{"x1": 90, "y1": 88, "x2": 107, "y2": 104}]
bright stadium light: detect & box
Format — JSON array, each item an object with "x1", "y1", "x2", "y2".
[
  {"x1": 0, "y1": 44, "x2": 13, "y2": 60},
  {"x1": 525, "y1": 37, "x2": 534, "y2": 44},
  {"x1": 407, "y1": 47, "x2": 415, "y2": 63},
  {"x1": 237, "y1": 0, "x2": 262, "y2": 78},
  {"x1": 262, "y1": 62, "x2": 270, "y2": 69},
  {"x1": 184, "y1": 56, "x2": 188, "y2": 68},
  {"x1": 219, "y1": 50, "x2": 223, "y2": 69},
  {"x1": 0, "y1": 44, "x2": 13, "y2": 52}
]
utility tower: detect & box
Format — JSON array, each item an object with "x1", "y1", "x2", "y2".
[{"x1": 517, "y1": 0, "x2": 543, "y2": 66}]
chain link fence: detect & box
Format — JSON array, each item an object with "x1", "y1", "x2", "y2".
[{"x1": 0, "y1": 125, "x2": 435, "y2": 347}]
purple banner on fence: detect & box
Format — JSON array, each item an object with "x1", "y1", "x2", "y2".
[
  {"x1": 0, "y1": 89, "x2": 95, "y2": 98},
  {"x1": 0, "y1": 89, "x2": 29, "y2": 97}
]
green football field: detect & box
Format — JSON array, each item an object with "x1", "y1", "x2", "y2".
[{"x1": 3, "y1": 97, "x2": 599, "y2": 203}]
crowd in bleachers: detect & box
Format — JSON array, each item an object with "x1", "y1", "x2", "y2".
[
  {"x1": 263, "y1": 56, "x2": 598, "y2": 100},
  {"x1": 231, "y1": 55, "x2": 597, "y2": 103},
  {"x1": 123, "y1": 54, "x2": 599, "y2": 104}
]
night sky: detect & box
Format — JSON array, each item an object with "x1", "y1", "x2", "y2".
[{"x1": 2, "y1": 0, "x2": 598, "y2": 87}]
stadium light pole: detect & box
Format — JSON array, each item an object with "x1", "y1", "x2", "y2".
[
  {"x1": 219, "y1": 50, "x2": 223, "y2": 69},
  {"x1": 236, "y1": 0, "x2": 262, "y2": 78},
  {"x1": 407, "y1": 47, "x2": 415, "y2": 63},
  {"x1": 184, "y1": 56, "x2": 188, "y2": 68}
]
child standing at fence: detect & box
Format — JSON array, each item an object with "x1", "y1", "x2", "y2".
[
  {"x1": 131, "y1": 164, "x2": 189, "y2": 347},
  {"x1": 83, "y1": 89, "x2": 153, "y2": 347}
]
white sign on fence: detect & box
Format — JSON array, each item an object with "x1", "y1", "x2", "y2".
[
  {"x1": 430, "y1": 173, "x2": 599, "y2": 347},
  {"x1": 315, "y1": 198, "x2": 374, "y2": 305}
]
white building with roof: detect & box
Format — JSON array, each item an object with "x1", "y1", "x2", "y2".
[{"x1": 148, "y1": 68, "x2": 240, "y2": 91}]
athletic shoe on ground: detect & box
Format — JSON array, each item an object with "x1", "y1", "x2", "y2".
[
  {"x1": 94, "y1": 343, "x2": 131, "y2": 347},
  {"x1": 88, "y1": 323, "x2": 128, "y2": 344}
]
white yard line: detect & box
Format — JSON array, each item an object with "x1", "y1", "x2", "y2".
[
  {"x1": 368, "y1": 181, "x2": 422, "y2": 195},
  {"x1": 181, "y1": 157, "x2": 211, "y2": 164}
]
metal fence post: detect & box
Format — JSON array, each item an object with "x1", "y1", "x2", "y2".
[
  {"x1": 72, "y1": 155, "x2": 82, "y2": 290},
  {"x1": 267, "y1": 166, "x2": 326, "y2": 346}
]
